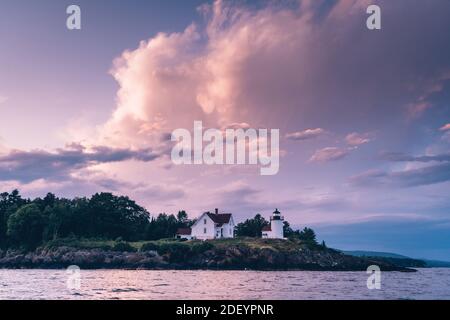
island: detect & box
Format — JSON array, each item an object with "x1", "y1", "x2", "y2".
[
  {"x1": 0, "y1": 237, "x2": 415, "y2": 271},
  {"x1": 0, "y1": 190, "x2": 415, "y2": 271}
]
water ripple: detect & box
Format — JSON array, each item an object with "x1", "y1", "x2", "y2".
[{"x1": 0, "y1": 269, "x2": 449, "y2": 300}]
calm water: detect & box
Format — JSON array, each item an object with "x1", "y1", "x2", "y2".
[{"x1": 1, "y1": 268, "x2": 449, "y2": 300}]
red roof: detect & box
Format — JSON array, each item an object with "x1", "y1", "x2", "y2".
[
  {"x1": 262, "y1": 225, "x2": 271, "y2": 231},
  {"x1": 206, "y1": 212, "x2": 232, "y2": 224},
  {"x1": 176, "y1": 228, "x2": 192, "y2": 235}
]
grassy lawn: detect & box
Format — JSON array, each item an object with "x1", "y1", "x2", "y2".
[
  {"x1": 207, "y1": 237, "x2": 303, "y2": 251},
  {"x1": 43, "y1": 237, "x2": 179, "y2": 251},
  {"x1": 42, "y1": 236, "x2": 308, "y2": 252}
]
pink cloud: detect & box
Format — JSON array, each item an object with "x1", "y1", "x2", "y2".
[
  {"x1": 345, "y1": 132, "x2": 371, "y2": 146},
  {"x1": 80, "y1": 0, "x2": 450, "y2": 157},
  {"x1": 406, "y1": 101, "x2": 432, "y2": 119},
  {"x1": 53, "y1": 0, "x2": 450, "y2": 223},
  {"x1": 222, "y1": 122, "x2": 251, "y2": 130},
  {"x1": 95, "y1": 0, "x2": 388, "y2": 149},
  {"x1": 286, "y1": 128, "x2": 324, "y2": 141},
  {"x1": 440, "y1": 123, "x2": 450, "y2": 131},
  {"x1": 309, "y1": 147, "x2": 349, "y2": 163}
]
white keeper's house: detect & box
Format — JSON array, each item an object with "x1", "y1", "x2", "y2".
[
  {"x1": 261, "y1": 208, "x2": 285, "y2": 239},
  {"x1": 176, "y1": 208, "x2": 235, "y2": 240}
]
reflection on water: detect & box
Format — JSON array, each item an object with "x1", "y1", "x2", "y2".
[{"x1": 0, "y1": 269, "x2": 449, "y2": 300}]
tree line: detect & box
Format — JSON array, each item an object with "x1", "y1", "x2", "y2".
[
  {"x1": 0, "y1": 190, "x2": 322, "y2": 250},
  {"x1": 0, "y1": 190, "x2": 193, "y2": 249}
]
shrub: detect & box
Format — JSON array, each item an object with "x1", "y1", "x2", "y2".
[
  {"x1": 112, "y1": 241, "x2": 136, "y2": 252},
  {"x1": 140, "y1": 242, "x2": 160, "y2": 252},
  {"x1": 191, "y1": 241, "x2": 214, "y2": 254},
  {"x1": 44, "y1": 238, "x2": 78, "y2": 249},
  {"x1": 164, "y1": 243, "x2": 191, "y2": 262}
]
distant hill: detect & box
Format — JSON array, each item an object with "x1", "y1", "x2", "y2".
[
  {"x1": 344, "y1": 251, "x2": 410, "y2": 259},
  {"x1": 343, "y1": 250, "x2": 450, "y2": 268},
  {"x1": 422, "y1": 259, "x2": 450, "y2": 268}
]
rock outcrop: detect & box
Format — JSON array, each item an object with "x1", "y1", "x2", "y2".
[
  {"x1": 0, "y1": 247, "x2": 167, "y2": 269},
  {"x1": 0, "y1": 239, "x2": 415, "y2": 272}
]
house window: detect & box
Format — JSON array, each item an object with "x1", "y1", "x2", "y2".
[
  {"x1": 230, "y1": 229, "x2": 232, "y2": 235},
  {"x1": 204, "y1": 219, "x2": 207, "y2": 224},
  {"x1": 204, "y1": 228, "x2": 207, "y2": 234}
]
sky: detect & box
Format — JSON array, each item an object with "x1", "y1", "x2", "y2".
[{"x1": 0, "y1": 0, "x2": 449, "y2": 260}]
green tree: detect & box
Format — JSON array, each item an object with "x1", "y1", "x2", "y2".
[
  {"x1": 86, "y1": 193, "x2": 150, "y2": 240},
  {"x1": 235, "y1": 214, "x2": 269, "y2": 237},
  {"x1": 298, "y1": 227, "x2": 318, "y2": 245},
  {"x1": 145, "y1": 213, "x2": 180, "y2": 240},
  {"x1": 283, "y1": 221, "x2": 297, "y2": 238},
  {"x1": 68, "y1": 197, "x2": 90, "y2": 236},
  {"x1": 7, "y1": 204, "x2": 46, "y2": 249},
  {"x1": 0, "y1": 190, "x2": 28, "y2": 248},
  {"x1": 43, "y1": 201, "x2": 76, "y2": 240},
  {"x1": 177, "y1": 210, "x2": 188, "y2": 225}
]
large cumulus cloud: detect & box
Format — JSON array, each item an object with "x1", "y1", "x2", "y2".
[
  {"x1": 56, "y1": 0, "x2": 450, "y2": 220},
  {"x1": 95, "y1": 0, "x2": 450, "y2": 151}
]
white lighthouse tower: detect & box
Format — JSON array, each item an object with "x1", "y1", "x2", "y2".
[{"x1": 262, "y1": 209, "x2": 285, "y2": 239}]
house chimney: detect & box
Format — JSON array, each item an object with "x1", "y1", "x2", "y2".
[{"x1": 215, "y1": 208, "x2": 219, "y2": 215}]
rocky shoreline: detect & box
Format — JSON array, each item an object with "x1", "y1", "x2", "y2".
[{"x1": 0, "y1": 242, "x2": 416, "y2": 272}]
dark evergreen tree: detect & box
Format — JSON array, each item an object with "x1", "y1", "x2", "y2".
[
  {"x1": 298, "y1": 227, "x2": 318, "y2": 245},
  {"x1": 7, "y1": 204, "x2": 46, "y2": 249},
  {"x1": 235, "y1": 214, "x2": 269, "y2": 237}
]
